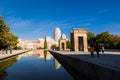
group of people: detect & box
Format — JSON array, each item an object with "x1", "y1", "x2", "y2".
[
  {"x1": 89, "y1": 43, "x2": 104, "y2": 57},
  {"x1": 0, "y1": 48, "x2": 12, "y2": 54}
]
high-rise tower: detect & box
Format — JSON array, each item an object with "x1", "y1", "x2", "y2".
[{"x1": 54, "y1": 27, "x2": 61, "y2": 42}]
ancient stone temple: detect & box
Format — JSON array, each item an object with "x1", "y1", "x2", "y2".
[
  {"x1": 70, "y1": 28, "x2": 88, "y2": 52},
  {"x1": 59, "y1": 34, "x2": 67, "y2": 50}
]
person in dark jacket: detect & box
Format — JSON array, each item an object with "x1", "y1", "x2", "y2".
[
  {"x1": 95, "y1": 43, "x2": 101, "y2": 57},
  {"x1": 90, "y1": 43, "x2": 95, "y2": 57}
]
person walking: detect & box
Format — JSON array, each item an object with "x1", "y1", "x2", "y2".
[
  {"x1": 90, "y1": 43, "x2": 95, "y2": 57},
  {"x1": 2, "y1": 49, "x2": 4, "y2": 54},
  {"x1": 101, "y1": 46, "x2": 104, "y2": 53},
  {"x1": 5, "y1": 48, "x2": 8, "y2": 54},
  {"x1": 80, "y1": 45, "x2": 83, "y2": 51},
  {"x1": 95, "y1": 43, "x2": 101, "y2": 57},
  {"x1": 10, "y1": 47, "x2": 12, "y2": 54}
]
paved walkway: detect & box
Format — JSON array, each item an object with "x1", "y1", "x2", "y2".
[
  {"x1": 0, "y1": 50, "x2": 30, "y2": 60},
  {"x1": 52, "y1": 50, "x2": 120, "y2": 70}
]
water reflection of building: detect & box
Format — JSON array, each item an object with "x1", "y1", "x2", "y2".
[
  {"x1": 17, "y1": 50, "x2": 52, "y2": 60},
  {"x1": 17, "y1": 51, "x2": 34, "y2": 60},
  {"x1": 54, "y1": 59, "x2": 61, "y2": 70},
  {"x1": 33, "y1": 50, "x2": 52, "y2": 60}
]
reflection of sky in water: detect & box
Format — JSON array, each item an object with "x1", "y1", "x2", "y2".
[{"x1": 3, "y1": 50, "x2": 73, "y2": 80}]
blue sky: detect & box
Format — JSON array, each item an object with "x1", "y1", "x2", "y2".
[{"x1": 0, "y1": 0, "x2": 120, "y2": 40}]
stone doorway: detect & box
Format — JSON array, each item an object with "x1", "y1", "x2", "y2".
[
  {"x1": 59, "y1": 35, "x2": 67, "y2": 51},
  {"x1": 78, "y1": 37, "x2": 84, "y2": 51},
  {"x1": 62, "y1": 42, "x2": 65, "y2": 50}
]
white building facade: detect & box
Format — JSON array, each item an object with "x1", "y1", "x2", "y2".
[{"x1": 54, "y1": 27, "x2": 61, "y2": 42}]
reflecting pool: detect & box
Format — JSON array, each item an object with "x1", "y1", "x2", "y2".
[{"x1": 0, "y1": 50, "x2": 73, "y2": 80}]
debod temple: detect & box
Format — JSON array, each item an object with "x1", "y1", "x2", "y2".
[
  {"x1": 17, "y1": 27, "x2": 88, "y2": 52},
  {"x1": 70, "y1": 28, "x2": 88, "y2": 52},
  {"x1": 59, "y1": 28, "x2": 88, "y2": 52}
]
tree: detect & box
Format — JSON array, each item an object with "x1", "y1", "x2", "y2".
[
  {"x1": 87, "y1": 31, "x2": 120, "y2": 49},
  {"x1": 116, "y1": 42, "x2": 120, "y2": 49},
  {"x1": 95, "y1": 32, "x2": 112, "y2": 48},
  {"x1": 44, "y1": 36, "x2": 47, "y2": 49},
  {"x1": 51, "y1": 44, "x2": 57, "y2": 50},
  {"x1": 66, "y1": 40, "x2": 70, "y2": 49},
  {"x1": 7, "y1": 33, "x2": 18, "y2": 48},
  {"x1": 44, "y1": 50, "x2": 47, "y2": 62},
  {"x1": 0, "y1": 56, "x2": 17, "y2": 80},
  {"x1": 111, "y1": 35, "x2": 120, "y2": 49},
  {"x1": 95, "y1": 31, "x2": 120, "y2": 49},
  {"x1": 87, "y1": 32, "x2": 96, "y2": 45},
  {"x1": 0, "y1": 16, "x2": 18, "y2": 50}
]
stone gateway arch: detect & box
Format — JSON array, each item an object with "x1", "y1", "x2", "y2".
[
  {"x1": 70, "y1": 28, "x2": 88, "y2": 52},
  {"x1": 59, "y1": 34, "x2": 67, "y2": 51}
]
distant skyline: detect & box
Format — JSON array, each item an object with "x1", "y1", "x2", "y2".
[{"x1": 0, "y1": 0, "x2": 120, "y2": 40}]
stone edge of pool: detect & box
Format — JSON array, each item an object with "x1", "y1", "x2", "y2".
[
  {"x1": 0, "y1": 50, "x2": 32, "y2": 61},
  {"x1": 49, "y1": 50, "x2": 120, "y2": 80}
]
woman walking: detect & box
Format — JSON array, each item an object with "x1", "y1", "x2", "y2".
[{"x1": 90, "y1": 43, "x2": 95, "y2": 57}]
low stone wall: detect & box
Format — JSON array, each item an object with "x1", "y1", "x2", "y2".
[
  {"x1": 105, "y1": 49, "x2": 120, "y2": 52},
  {"x1": 0, "y1": 50, "x2": 31, "y2": 60},
  {"x1": 49, "y1": 50, "x2": 120, "y2": 80}
]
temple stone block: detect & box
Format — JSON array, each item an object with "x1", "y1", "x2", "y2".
[
  {"x1": 59, "y1": 35, "x2": 67, "y2": 50},
  {"x1": 70, "y1": 28, "x2": 88, "y2": 52}
]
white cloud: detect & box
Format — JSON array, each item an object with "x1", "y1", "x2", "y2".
[
  {"x1": 33, "y1": 22, "x2": 56, "y2": 36},
  {"x1": 108, "y1": 23, "x2": 120, "y2": 36},
  {"x1": 5, "y1": 17, "x2": 32, "y2": 28},
  {"x1": 55, "y1": 17, "x2": 95, "y2": 29},
  {"x1": 79, "y1": 23, "x2": 91, "y2": 26},
  {"x1": 3, "y1": 16, "x2": 47, "y2": 40},
  {"x1": 56, "y1": 17, "x2": 80, "y2": 24},
  {"x1": 0, "y1": 7, "x2": 13, "y2": 16},
  {"x1": 97, "y1": 9, "x2": 108, "y2": 14},
  {"x1": 101, "y1": 23, "x2": 120, "y2": 36},
  {"x1": 86, "y1": 18, "x2": 97, "y2": 22},
  {"x1": 0, "y1": 7, "x2": 4, "y2": 15},
  {"x1": 13, "y1": 20, "x2": 32, "y2": 28}
]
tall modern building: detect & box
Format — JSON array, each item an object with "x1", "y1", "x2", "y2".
[{"x1": 54, "y1": 27, "x2": 61, "y2": 42}]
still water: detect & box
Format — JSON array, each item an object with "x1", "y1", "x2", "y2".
[{"x1": 0, "y1": 50, "x2": 73, "y2": 80}]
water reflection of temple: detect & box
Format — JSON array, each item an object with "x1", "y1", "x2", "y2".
[
  {"x1": 17, "y1": 50, "x2": 52, "y2": 60},
  {"x1": 54, "y1": 59, "x2": 61, "y2": 70}
]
